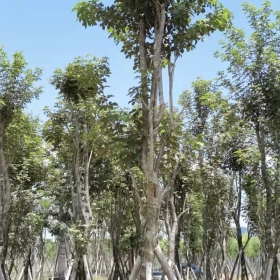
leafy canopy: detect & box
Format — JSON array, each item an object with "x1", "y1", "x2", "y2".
[
  {"x1": 50, "y1": 55, "x2": 110, "y2": 104},
  {"x1": 0, "y1": 47, "x2": 42, "y2": 124},
  {"x1": 73, "y1": 0, "x2": 232, "y2": 67}
]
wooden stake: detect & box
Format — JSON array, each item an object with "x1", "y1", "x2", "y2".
[
  {"x1": 0, "y1": 263, "x2": 5, "y2": 280},
  {"x1": 83, "y1": 255, "x2": 92, "y2": 280},
  {"x1": 65, "y1": 260, "x2": 73, "y2": 280},
  {"x1": 129, "y1": 256, "x2": 142, "y2": 280},
  {"x1": 265, "y1": 258, "x2": 273, "y2": 280},
  {"x1": 17, "y1": 266, "x2": 24, "y2": 280},
  {"x1": 154, "y1": 245, "x2": 177, "y2": 280}
]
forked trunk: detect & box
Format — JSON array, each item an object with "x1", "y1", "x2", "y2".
[
  {"x1": 137, "y1": 2, "x2": 169, "y2": 279},
  {"x1": 234, "y1": 173, "x2": 249, "y2": 280},
  {"x1": 70, "y1": 111, "x2": 93, "y2": 280}
]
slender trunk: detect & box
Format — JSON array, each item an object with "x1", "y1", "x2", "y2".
[
  {"x1": 0, "y1": 121, "x2": 11, "y2": 262},
  {"x1": 133, "y1": 185, "x2": 142, "y2": 256},
  {"x1": 175, "y1": 221, "x2": 181, "y2": 272},
  {"x1": 271, "y1": 144, "x2": 280, "y2": 280},
  {"x1": 128, "y1": 249, "x2": 134, "y2": 273},
  {"x1": 138, "y1": 19, "x2": 149, "y2": 179},
  {"x1": 271, "y1": 257, "x2": 278, "y2": 280},
  {"x1": 73, "y1": 113, "x2": 82, "y2": 222},
  {"x1": 165, "y1": 190, "x2": 178, "y2": 265},
  {"x1": 57, "y1": 235, "x2": 67, "y2": 280},
  {"x1": 255, "y1": 122, "x2": 274, "y2": 279},
  {"x1": 8, "y1": 257, "x2": 14, "y2": 276},
  {"x1": 199, "y1": 148, "x2": 211, "y2": 280}
]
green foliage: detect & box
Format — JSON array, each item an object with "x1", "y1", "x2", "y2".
[
  {"x1": 51, "y1": 55, "x2": 110, "y2": 103},
  {"x1": 4, "y1": 110, "x2": 50, "y2": 256},
  {"x1": 227, "y1": 235, "x2": 261, "y2": 259},
  {"x1": 0, "y1": 47, "x2": 42, "y2": 124},
  {"x1": 45, "y1": 239, "x2": 56, "y2": 261},
  {"x1": 227, "y1": 237, "x2": 238, "y2": 258},
  {"x1": 3, "y1": 0, "x2": 276, "y2": 273},
  {"x1": 243, "y1": 235, "x2": 261, "y2": 258},
  {"x1": 73, "y1": 0, "x2": 231, "y2": 69},
  {"x1": 158, "y1": 237, "x2": 168, "y2": 255},
  {"x1": 215, "y1": 0, "x2": 280, "y2": 125},
  {"x1": 69, "y1": 225, "x2": 91, "y2": 249},
  {"x1": 5, "y1": 110, "x2": 47, "y2": 191}
]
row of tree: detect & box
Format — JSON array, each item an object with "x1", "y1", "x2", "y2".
[{"x1": 0, "y1": 0, "x2": 280, "y2": 279}]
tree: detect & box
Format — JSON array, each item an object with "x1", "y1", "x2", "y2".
[
  {"x1": 0, "y1": 47, "x2": 42, "y2": 263},
  {"x1": 2, "y1": 110, "x2": 49, "y2": 278},
  {"x1": 215, "y1": 1, "x2": 280, "y2": 278},
  {"x1": 44, "y1": 54, "x2": 112, "y2": 279},
  {"x1": 73, "y1": 1, "x2": 231, "y2": 278}
]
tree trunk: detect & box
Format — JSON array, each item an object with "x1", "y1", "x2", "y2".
[
  {"x1": 200, "y1": 150, "x2": 211, "y2": 280},
  {"x1": 174, "y1": 223, "x2": 181, "y2": 272},
  {"x1": 70, "y1": 111, "x2": 93, "y2": 280},
  {"x1": 255, "y1": 122, "x2": 275, "y2": 279},
  {"x1": 139, "y1": 4, "x2": 166, "y2": 278},
  {"x1": 0, "y1": 121, "x2": 11, "y2": 262},
  {"x1": 57, "y1": 235, "x2": 67, "y2": 280},
  {"x1": 23, "y1": 247, "x2": 32, "y2": 280},
  {"x1": 140, "y1": 187, "x2": 161, "y2": 279},
  {"x1": 233, "y1": 173, "x2": 249, "y2": 280},
  {"x1": 128, "y1": 249, "x2": 134, "y2": 274},
  {"x1": 165, "y1": 190, "x2": 178, "y2": 265}
]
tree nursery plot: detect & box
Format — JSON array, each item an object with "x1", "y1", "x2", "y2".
[{"x1": 1, "y1": 0, "x2": 280, "y2": 279}]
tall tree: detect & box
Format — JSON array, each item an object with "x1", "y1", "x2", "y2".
[
  {"x1": 0, "y1": 47, "x2": 42, "y2": 262},
  {"x1": 45, "y1": 54, "x2": 111, "y2": 279},
  {"x1": 215, "y1": 1, "x2": 280, "y2": 278},
  {"x1": 73, "y1": 1, "x2": 231, "y2": 278},
  {"x1": 3, "y1": 110, "x2": 48, "y2": 278}
]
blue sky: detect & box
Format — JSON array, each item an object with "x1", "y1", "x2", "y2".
[{"x1": 1, "y1": 0, "x2": 280, "y2": 121}]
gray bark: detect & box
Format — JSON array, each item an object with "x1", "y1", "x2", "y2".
[
  {"x1": 57, "y1": 235, "x2": 67, "y2": 280},
  {"x1": 0, "y1": 121, "x2": 11, "y2": 262},
  {"x1": 139, "y1": 3, "x2": 166, "y2": 279}
]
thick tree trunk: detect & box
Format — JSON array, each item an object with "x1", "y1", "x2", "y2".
[
  {"x1": 140, "y1": 185, "x2": 161, "y2": 279},
  {"x1": 137, "y1": 3, "x2": 168, "y2": 279}
]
